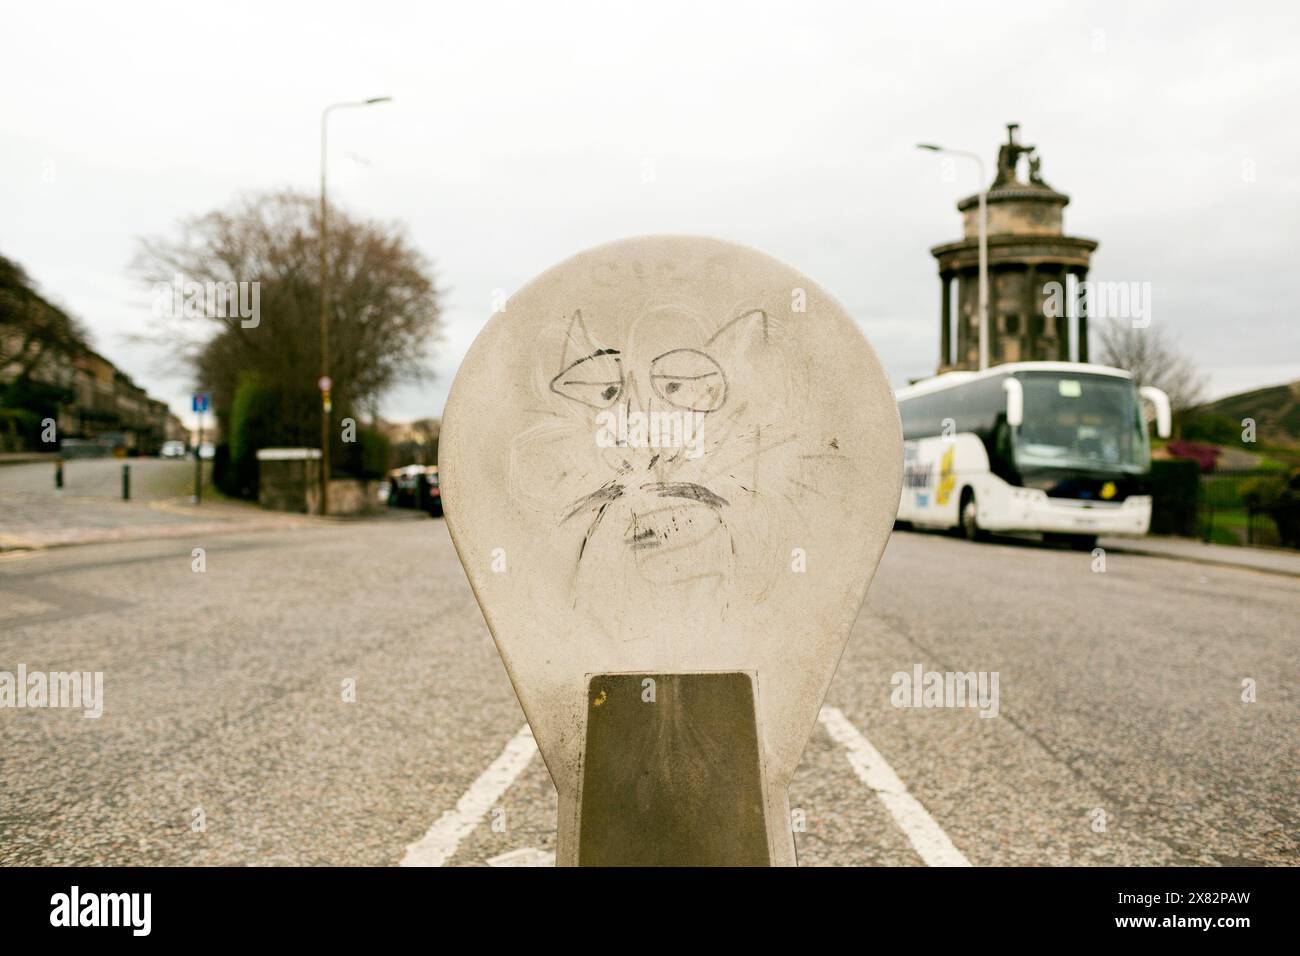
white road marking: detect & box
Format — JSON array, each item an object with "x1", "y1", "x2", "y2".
[
  {"x1": 409, "y1": 710, "x2": 966, "y2": 868},
  {"x1": 818, "y1": 705, "x2": 972, "y2": 867},
  {"x1": 486, "y1": 846, "x2": 556, "y2": 867},
  {"x1": 400, "y1": 723, "x2": 538, "y2": 867}
]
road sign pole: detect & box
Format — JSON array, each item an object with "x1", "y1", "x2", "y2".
[
  {"x1": 194, "y1": 409, "x2": 203, "y2": 505},
  {"x1": 320, "y1": 388, "x2": 330, "y2": 516},
  {"x1": 317, "y1": 377, "x2": 332, "y2": 516},
  {"x1": 190, "y1": 391, "x2": 210, "y2": 505}
]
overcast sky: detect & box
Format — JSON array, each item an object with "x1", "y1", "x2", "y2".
[{"x1": 3, "y1": 0, "x2": 1297, "y2": 428}]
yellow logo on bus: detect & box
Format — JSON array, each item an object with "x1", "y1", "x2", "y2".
[
  {"x1": 936, "y1": 446, "x2": 956, "y2": 505},
  {"x1": 1100, "y1": 481, "x2": 1117, "y2": 500}
]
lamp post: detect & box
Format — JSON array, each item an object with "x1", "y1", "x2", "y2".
[
  {"x1": 319, "y1": 96, "x2": 392, "y2": 515},
  {"x1": 917, "y1": 143, "x2": 989, "y2": 371}
]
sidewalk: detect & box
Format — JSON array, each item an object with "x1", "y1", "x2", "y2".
[
  {"x1": 0, "y1": 452, "x2": 58, "y2": 467},
  {"x1": 1099, "y1": 534, "x2": 1300, "y2": 578},
  {"x1": 0, "y1": 491, "x2": 320, "y2": 551}
]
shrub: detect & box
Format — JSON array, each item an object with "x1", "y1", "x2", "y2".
[
  {"x1": 1238, "y1": 473, "x2": 1287, "y2": 509},
  {"x1": 225, "y1": 372, "x2": 282, "y2": 499},
  {"x1": 338, "y1": 425, "x2": 391, "y2": 480},
  {"x1": 1179, "y1": 411, "x2": 1240, "y2": 446},
  {"x1": 1165, "y1": 440, "x2": 1221, "y2": 474},
  {"x1": 1149, "y1": 458, "x2": 1200, "y2": 536}
]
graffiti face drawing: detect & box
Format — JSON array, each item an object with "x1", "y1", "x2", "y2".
[
  {"x1": 509, "y1": 301, "x2": 823, "y2": 640},
  {"x1": 440, "y1": 236, "x2": 903, "y2": 866}
]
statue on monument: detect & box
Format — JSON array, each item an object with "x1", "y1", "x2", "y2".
[
  {"x1": 1027, "y1": 149, "x2": 1046, "y2": 186},
  {"x1": 994, "y1": 122, "x2": 1037, "y2": 187}
]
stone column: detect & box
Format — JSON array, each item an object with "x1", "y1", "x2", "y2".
[
  {"x1": 956, "y1": 272, "x2": 969, "y2": 368},
  {"x1": 1055, "y1": 271, "x2": 1070, "y2": 362},
  {"x1": 1024, "y1": 263, "x2": 1038, "y2": 360},
  {"x1": 939, "y1": 272, "x2": 951, "y2": 369},
  {"x1": 1076, "y1": 268, "x2": 1090, "y2": 362}
]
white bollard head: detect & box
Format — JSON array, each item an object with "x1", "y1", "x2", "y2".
[{"x1": 441, "y1": 236, "x2": 902, "y2": 864}]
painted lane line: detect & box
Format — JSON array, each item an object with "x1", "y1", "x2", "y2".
[
  {"x1": 486, "y1": 846, "x2": 556, "y2": 867},
  {"x1": 818, "y1": 705, "x2": 971, "y2": 867},
  {"x1": 400, "y1": 723, "x2": 538, "y2": 867}
]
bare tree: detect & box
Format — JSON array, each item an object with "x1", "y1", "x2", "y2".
[
  {"x1": 132, "y1": 190, "x2": 442, "y2": 444},
  {"x1": 1095, "y1": 317, "x2": 1205, "y2": 414}
]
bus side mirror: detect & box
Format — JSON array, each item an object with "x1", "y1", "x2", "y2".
[
  {"x1": 1140, "y1": 385, "x2": 1172, "y2": 439},
  {"x1": 1003, "y1": 378, "x2": 1024, "y2": 428}
]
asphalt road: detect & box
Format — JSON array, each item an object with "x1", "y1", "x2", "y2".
[{"x1": 0, "y1": 518, "x2": 1295, "y2": 866}]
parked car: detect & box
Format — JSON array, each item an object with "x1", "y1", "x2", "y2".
[
  {"x1": 196, "y1": 442, "x2": 215, "y2": 460},
  {"x1": 160, "y1": 440, "x2": 187, "y2": 459},
  {"x1": 425, "y1": 468, "x2": 443, "y2": 517},
  {"x1": 387, "y1": 465, "x2": 442, "y2": 516}
]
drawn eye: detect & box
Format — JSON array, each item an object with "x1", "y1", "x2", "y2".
[
  {"x1": 650, "y1": 349, "x2": 726, "y2": 412},
  {"x1": 550, "y1": 352, "x2": 623, "y2": 409}
]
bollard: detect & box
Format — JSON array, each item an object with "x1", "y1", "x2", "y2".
[
  {"x1": 55, "y1": 457, "x2": 64, "y2": 492},
  {"x1": 441, "y1": 236, "x2": 902, "y2": 866},
  {"x1": 122, "y1": 463, "x2": 130, "y2": 501}
]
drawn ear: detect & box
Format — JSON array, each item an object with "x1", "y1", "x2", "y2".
[
  {"x1": 705, "y1": 308, "x2": 769, "y2": 357},
  {"x1": 558, "y1": 309, "x2": 609, "y2": 373},
  {"x1": 551, "y1": 309, "x2": 623, "y2": 409}
]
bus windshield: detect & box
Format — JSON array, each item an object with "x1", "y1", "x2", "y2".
[{"x1": 1013, "y1": 372, "x2": 1149, "y2": 474}]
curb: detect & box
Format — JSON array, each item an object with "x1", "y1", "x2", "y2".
[{"x1": 1100, "y1": 541, "x2": 1300, "y2": 579}]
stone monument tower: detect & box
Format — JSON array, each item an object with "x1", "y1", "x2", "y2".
[{"x1": 930, "y1": 124, "x2": 1098, "y2": 372}]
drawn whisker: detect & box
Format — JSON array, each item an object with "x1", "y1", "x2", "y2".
[
  {"x1": 789, "y1": 478, "x2": 825, "y2": 498},
  {"x1": 563, "y1": 482, "x2": 624, "y2": 521}
]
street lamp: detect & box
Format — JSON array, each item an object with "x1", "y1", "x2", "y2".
[
  {"x1": 319, "y1": 96, "x2": 392, "y2": 515},
  {"x1": 917, "y1": 143, "x2": 989, "y2": 371}
]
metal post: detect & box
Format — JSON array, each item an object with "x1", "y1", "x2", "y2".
[
  {"x1": 122, "y1": 463, "x2": 130, "y2": 501},
  {"x1": 320, "y1": 108, "x2": 331, "y2": 518},
  {"x1": 917, "y1": 143, "x2": 988, "y2": 370},
  {"x1": 55, "y1": 457, "x2": 63, "y2": 492},
  {"x1": 317, "y1": 97, "x2": 390, "y2": 519},
  {"x1": 194, "y1": 409, "x2": 203, "y2": 505}
]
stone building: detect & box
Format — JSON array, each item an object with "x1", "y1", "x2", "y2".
[
  {"x1": 0, "y1": 334, "x2": 184, "y2": 454},
  {"x1": 930, "y1": 124, "x2": 1098, "y2": 373}
]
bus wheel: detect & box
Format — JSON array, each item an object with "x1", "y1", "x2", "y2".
[{"x1": 959, "y1": 489, "x2": 984, "y2": 542}]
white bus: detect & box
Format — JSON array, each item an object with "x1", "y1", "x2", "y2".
[{"x1": 895, "y1": 362, "x2": 1171, "y2": 549}]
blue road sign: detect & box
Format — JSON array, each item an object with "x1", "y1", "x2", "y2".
[{"x1": 192, "y1": 392, "x2": 210, "y2": 413}]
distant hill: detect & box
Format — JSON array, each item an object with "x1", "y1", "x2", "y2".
[{"x1": 1186, "y1": 380, "x2": 1300, "y2": 451}]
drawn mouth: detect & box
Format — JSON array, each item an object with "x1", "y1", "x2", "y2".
[
  {"x1": 563, "y1": 480, "x2": 726, "y2": 523},
  {"x1": 564, "y1": 479, "x2": 729, "y2": 560},
  {"x1": 637, "y1": 481, "x2": 728, "y2": 510},
  {"x1": 623, "y1": 488, "x2": 728, "y2": 554}
]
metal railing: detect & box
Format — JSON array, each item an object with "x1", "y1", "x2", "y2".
[{"x1": 1197, "y1": 467, "x2": 1299, "y2": 549}]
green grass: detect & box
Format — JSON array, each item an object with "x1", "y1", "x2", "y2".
[{"x1": 1200, "y1": 507, "x2": 1281, "y2": 547}]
